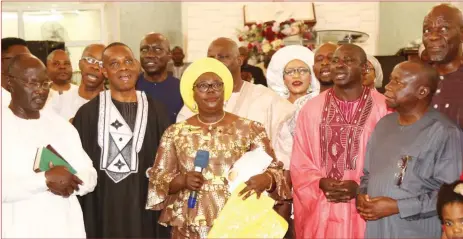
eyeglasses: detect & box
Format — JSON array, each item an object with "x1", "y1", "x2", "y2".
[
  {"x1": 365, "y1": 67, "x2": 375, "y2": 74},
  {"x1": 81, "y1": 57, "x2": 103, "y2": 68},
  {"x1": 283, "y1": 68, "x2": 311, "y2": 77},
  {"x1": 194, "y1": 82, "x2": 224, "y2": 92},
  {"x1": 1, "y1": 56, "x2": 12, "y2": 62},
  {"x1": 394, "y1": 155, "x2": 411, "y2": 186},
  {"x1": 19, "y1": 80, "x2": 52, "y2": 90}
]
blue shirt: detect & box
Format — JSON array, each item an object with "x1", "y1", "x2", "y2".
[{"x1": 136, "y1": 73, "x2": 183, "y2": 123}]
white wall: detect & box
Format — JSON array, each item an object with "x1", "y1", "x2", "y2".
[
  {"x1": 182, "y1": 2, "x2": 381, "y2": 62},
  {"x1": 182, "y1": 2, "x2": 244, "y2": 62},
  {"x1": 314, "y1": 2, "x2": 380, "y2": 55},
  {"x1": 378, "y1": 2, "x2": 438, "y2": 55},
  {"x1": 4, "y1": 1, "x2": 463, "y2": 65},
  {"x1": 103, "y1": 2, "x2": 120, "y2": 43},
  {"x1": 119, "y1": 2, "x2": 182, "y2": 60},
  {"x1": 377, "y1": 2, "x2": 462, "y2": 55}
]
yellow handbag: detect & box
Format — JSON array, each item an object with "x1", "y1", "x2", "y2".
[{"x1": 207, "y1": 183, "x2": 288, "y2": 238}]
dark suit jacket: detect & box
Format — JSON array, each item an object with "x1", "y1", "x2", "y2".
[{"x1": 241, "y1": 63, "x2": 267, "y2": 87}]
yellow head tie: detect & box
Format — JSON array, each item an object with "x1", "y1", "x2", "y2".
[{"x1": 180, "y1": 57, "x2": 233, "y2": 113}]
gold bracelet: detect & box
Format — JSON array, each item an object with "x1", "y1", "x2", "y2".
[{"x1": 265, "y1": 171, "x2": 274, "y2": 192}]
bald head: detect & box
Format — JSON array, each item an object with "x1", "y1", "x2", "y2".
[
  {"x1": 425, "y1": 4, "x2": 463, "y2": 27},
  {"x1": 140, "y1": 32, "x2": 170, "y2": 50},
  {"x1": 313, "y1": 42, "x2": 338, "y2": 86},
  {"x1": 139, "y1": 32, "x2": 171, "y2": 75},
  {"x1": 82, "y1": 44, "x2": 105, "y2": 59},
  {"x1": 8, "y1": 53, "x2": 50, "y2": 113},
  {"x1": 385, "y1": 61, "x2": 439, "y2": 110},
  {"x1": 9, "y1": 53, "x2": 45, "y2": 77},
  {"x1": 330, "y1": 44, "x2": 367, "y2": 89},
  {"x1": 423, "y1": 4, "x2": 463, "y2": 63},
  {"x1": 336, "y1": 44, "x2": 367, "y2": 64},
  {"x1": 79, "y1": 44, "x2": 105, "y2": 88},
  {"x1": 207, "y1": 38, "x2": 242, "y2": 76},
  {"x1": 400, "y1": 61, "x2": 439, "y2": 95},
  {"x1": 209, "y1": 38, "x2": 240, "y2": 58},
  {"x1": 315, "y1": 42, "x2": 338, "y2": 55}
]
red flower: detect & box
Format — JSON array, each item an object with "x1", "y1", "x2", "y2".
[
  {"x1": 303, "y1": 32, "x2": 313, "y2": 40},
  {"x1": 277, "y1": 32, "x2": 285, "y2": 39},
  {"x1": 247, "y1": 43, "x2": 253, "y2": 49},
  {"x1": 238, "y1": 36, "x2": 244, "y2": 42},
  {"x1": 289, "y1": 18, "x2": 295, "y2": 23},
  {"x1": 257, "y1": 23, "x2": 262, "y2": 28},
  {"x1": 265, "y1": 27, "x2": 275, "y2": 42}
]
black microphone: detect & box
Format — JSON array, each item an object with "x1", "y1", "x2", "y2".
[{"x1": 188, "y1": 150, "x2": 210, "y2": 208}]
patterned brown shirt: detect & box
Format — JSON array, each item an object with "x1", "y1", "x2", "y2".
[{"x1": 432, "y1": 66, "x2": 463, "y2": 129}]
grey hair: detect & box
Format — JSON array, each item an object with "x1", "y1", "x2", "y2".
[{"x1": 47, "y1": 49, "x2": 69, "y2": 62}]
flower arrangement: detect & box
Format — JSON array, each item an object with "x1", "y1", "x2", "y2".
[{"x1": 237, "y1": 19, "x2": 316, "y2": 63}]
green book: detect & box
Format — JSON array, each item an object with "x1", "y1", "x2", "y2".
[{"x1": 33, "y1": 145, "x2": 77, "y2": 174}]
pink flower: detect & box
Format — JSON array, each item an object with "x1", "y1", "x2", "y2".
[
  {"x1": 303, "y1": 32, "x2": 313, "y2": 40},
  {"x1": 256, "y1": 44, "x2": 263, "y2": 53}
]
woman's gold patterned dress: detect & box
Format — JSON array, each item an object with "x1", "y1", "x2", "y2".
[{"x1": 146, "y1": 116, "x2": 290, "y2": 238}]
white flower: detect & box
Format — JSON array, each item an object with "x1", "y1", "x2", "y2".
[
  {"x1": 272, "y1": 24, "x2": 280, "y2": 33},
  {"x1": 281, "y1": 28, "x2": 292, "y2": 35},
  {"x1": 271, "y1": 39, "x2": 283, "y2": 49},
  {"x1": 262, "y1": 39, "x2": 269, "y2": 44},
  {"x1": 251, "y1": 24, "x2": 257, "y2": 30},
  {"x1": 454, "y1": 183, "x2": 463, "y2": 195},
  {"x1": 262, "y1": 43, "x2": 272, "y2": 53}
]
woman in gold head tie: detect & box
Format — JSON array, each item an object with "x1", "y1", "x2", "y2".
[{"x1": 146, "y1": 57, "x2": 290, "y2": 238}]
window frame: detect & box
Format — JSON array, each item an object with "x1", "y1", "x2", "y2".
[
  {"x1": 2, "y1": 4, "x2": 106, "y2": 84},
  {"x1": 2, "y1": 4, "x2": 106, "y2": 45}
]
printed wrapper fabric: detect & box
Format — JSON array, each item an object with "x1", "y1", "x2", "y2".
[{"x1": 207, "y1": 183, "x2": 288, "y2": 238}]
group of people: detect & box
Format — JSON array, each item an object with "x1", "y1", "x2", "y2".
[{"x1": 2, "y1": 3, "x2": 463, "y2": 239}]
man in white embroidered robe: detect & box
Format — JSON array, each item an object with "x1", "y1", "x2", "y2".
[{"x1": 72, "y1": 43, "x2": 171, "y2": 238}]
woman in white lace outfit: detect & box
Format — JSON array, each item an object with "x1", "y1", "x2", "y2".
[
  {"x1": 266, "y1": 45, "x2": 320, "y2": 238},
  {"x1": 267, "y1": 45, "x2": 320, "y2": 136}
]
